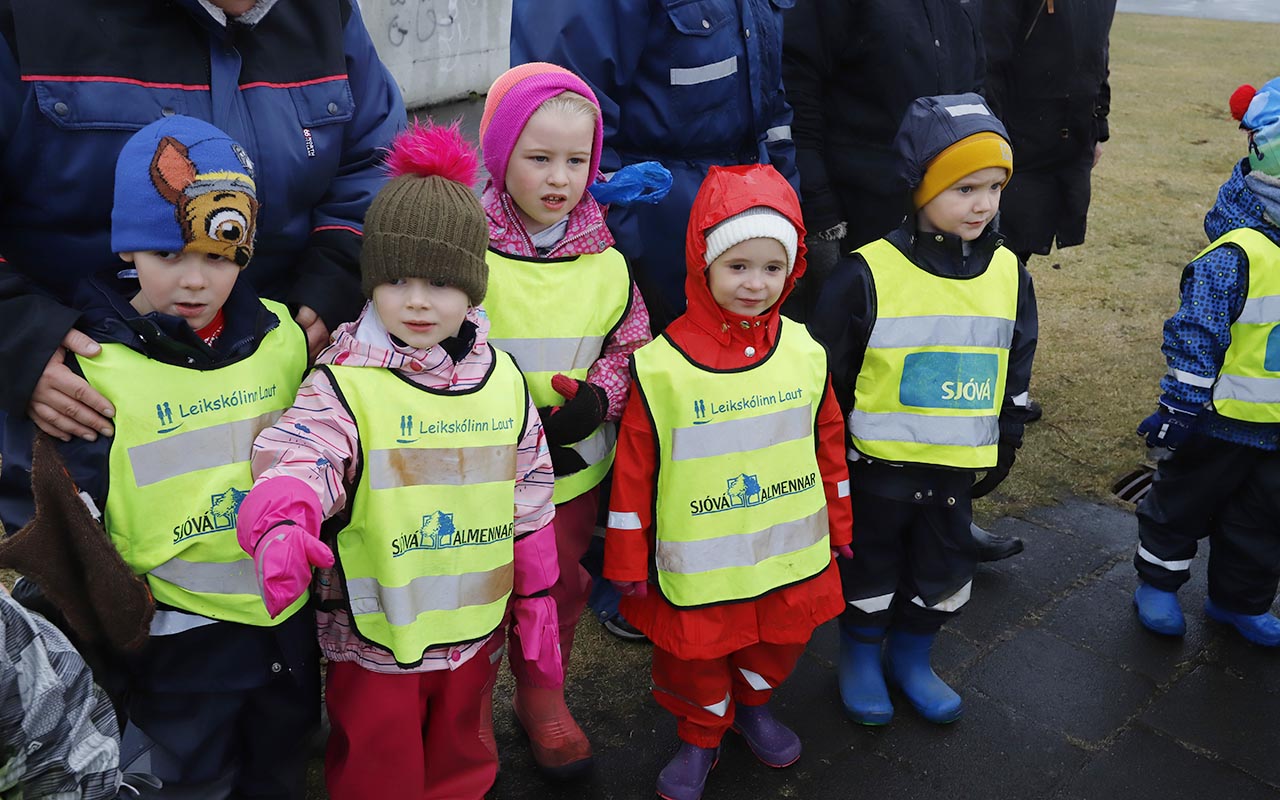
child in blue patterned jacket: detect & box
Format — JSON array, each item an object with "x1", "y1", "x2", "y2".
[{"x1": 1131, "y1": 77, "x2": 1280, "y2": 647}]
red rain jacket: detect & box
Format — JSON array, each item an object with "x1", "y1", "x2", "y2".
[{"x1": 603, "y1": 165, "x2": 851, "y2": 660}]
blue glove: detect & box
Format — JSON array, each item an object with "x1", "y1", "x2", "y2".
[
  {"x1": 588, "y1": 161, "x2": 673, "y2": 206},
  {"x1": 1137, "y1": 397, "x2": 1202, "y2": 450}
]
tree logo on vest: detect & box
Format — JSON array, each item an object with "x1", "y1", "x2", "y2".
[
  {"x1": 172, "y1": 487, "x2": 248, "y2": 545},
  {"x1": 899, "y1": 352, "x2": 999, "y2": 410},
  {"x1": 689, "y1": 472, "x2": 818, "y2": 516},
  {"x1": 391, "y1": 510, "x2": 515, "y2": 557}
]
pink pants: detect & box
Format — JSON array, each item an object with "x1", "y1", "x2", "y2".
[{"x1": 324, "y1": 635, "x2": 503, "y2": 800}]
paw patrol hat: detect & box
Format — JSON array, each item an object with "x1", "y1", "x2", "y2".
[{"x1": 111, "y1": 115, "x2": 259, "y2": 267}]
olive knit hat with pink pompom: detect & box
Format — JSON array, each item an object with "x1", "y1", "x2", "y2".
[{"x1": 361, "y1": 121, "x2": 489, "y2": 303}]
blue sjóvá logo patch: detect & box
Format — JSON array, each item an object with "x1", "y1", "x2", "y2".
[{"x1": 899, "y1": 352, "x2": 998, "y2": 410}]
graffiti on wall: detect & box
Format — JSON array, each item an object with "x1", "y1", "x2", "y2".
[{"x1": 385, "y1": 0, "x2": 482, "y2": 71}]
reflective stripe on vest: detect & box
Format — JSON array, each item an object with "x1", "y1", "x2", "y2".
[
  {"x1": 485, "y1": 247, "x2": 632, "y2": 503},
  {"x1": 850, "y1": 239, "x2": 1019, "y2": 469},
  {"x1": 77, "y1": 299, "x2": 306, "y2": 626},
  {"x1": 325, "y1": 349, "x2": 525, "y2": 666},
  {"x1": 1208, "y1": 228, "x2": 1280, "y2": 421},
  {"x1": 632, "y1": 320, "x2": 832, "y2": 608}
]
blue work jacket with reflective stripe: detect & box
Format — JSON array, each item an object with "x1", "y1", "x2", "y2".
[
  {"x1": 0, "y1": 0, "x2": 405, "y2": 414},
  {"x1": 511, "y1": 0, "x2": 799, "y2": 324}
]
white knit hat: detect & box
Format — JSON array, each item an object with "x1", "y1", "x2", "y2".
[{"x1": 703, "y1": 207, "x2": 799, "y2": 273}]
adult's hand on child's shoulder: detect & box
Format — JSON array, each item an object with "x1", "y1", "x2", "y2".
[
  {"x1": 27, "y1": 330, "x2": 114, "y2": 442},
  {"x1": 294, "y1": 305, "x2": 330, "y2": 361}
]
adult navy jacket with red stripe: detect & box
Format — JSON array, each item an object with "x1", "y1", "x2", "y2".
[{"x1": 0, "y1": 0, "x2": 405, "y2": 414}]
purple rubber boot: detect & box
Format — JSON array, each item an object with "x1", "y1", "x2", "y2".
[
  {"x1": 656, "y1": 742, "x2": 719, "y2": 800},
  {"x1": 731, "y1": 703, "x2": 801, "y2": 768}
]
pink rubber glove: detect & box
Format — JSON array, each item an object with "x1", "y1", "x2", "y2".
[
  {"x1": 833, "y1": 544, "x2": 854, "y2": 560},
  {"x1": 236, "y1": 476, "x2": 334, "y2": 618},
  {"x1": 611, "y1": 580, "x2": 648, "y2": 599},
  {"x1": 511, "y1": 594, "x2": 563, "y2": 688}
]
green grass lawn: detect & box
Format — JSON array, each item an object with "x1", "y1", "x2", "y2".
[{"x1": 976, "y1": 12, "x2": 1280, "y2": 522}]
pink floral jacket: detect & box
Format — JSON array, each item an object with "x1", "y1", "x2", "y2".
[{"x1": 250, "y1": 303, "x2": 557, "y2": 673}]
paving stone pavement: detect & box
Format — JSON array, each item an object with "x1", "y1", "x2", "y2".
[{"x1": 487, "y1": 498, "x2": 1280, "y2": 800}]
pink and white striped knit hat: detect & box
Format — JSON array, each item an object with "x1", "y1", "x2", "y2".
[{"x1": 479, "y1": 62, "x2": 604, "y2": 191}]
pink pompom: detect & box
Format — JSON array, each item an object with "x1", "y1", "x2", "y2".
[
  {"x1": 384, "y1": 120, "x2": 480, "y2": 186},
  {"x1": 1230, "y1": 84, "x2": 1257, "y2": 122}
]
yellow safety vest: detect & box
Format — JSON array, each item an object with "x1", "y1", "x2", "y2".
[
  {"x1": 850, "y1": 239, "x2": 1019, "y2": 470},
  {"x1": 1207, "y1": 228, "x2": 1280, "y2": 422},
  {"x1": 77, "y1": 299, "x2": 306, "y2": 625},
  {"x1": 485, "y1": 247, "x2": 632, "y2": 503},
  {"x1": 632, "y1": 320, "x2": 832, "y2": 608},
  {"x1": 324, "y1": 348, "x2": 526, "y2": 666}
]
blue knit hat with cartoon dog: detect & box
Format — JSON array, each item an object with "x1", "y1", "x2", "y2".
[{"x1": 111, "y1": 116, "x2": 259, "y2": 267}]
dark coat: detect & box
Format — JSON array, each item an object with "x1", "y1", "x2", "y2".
[
  {"x1": 982, "y1": 0, "x2": 1116, "y2": 253},
  {"x1": 808, "y1": 218, "x2": 1037, "y2": 500},
  {"x1": 782, "y1": 0, "x2": 985, "y2": 246},
  {"x1": 0, "y1": 274, "x2": 316, "y2": 698},
  {"x1": 0, "y1": 0, "x2": 404, "y2": 415}
]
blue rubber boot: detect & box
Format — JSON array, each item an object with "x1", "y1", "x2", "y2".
[
  {"x1": 655, "y1": 742, "x2": 718, "y2": 800},
  {"x1": 884, "y1": 629, "x2": 962, "y2": 724},
  {"x1": 1133, "y1": 583, "x2": 1186, "y2": 636},
  {"x1": 1204, "y1": 597, "x2": 1280, "y2": 647},
  {"x1": 837, "y1": 626, "x2": 893, "y2": 725}
]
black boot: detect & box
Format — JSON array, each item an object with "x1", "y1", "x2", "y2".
[
  {"x1": 971, "y1": 522, "x2": 1023, "y2": 562},
  {"x1": 1025, "y1": 398, "x2": 1043, "y2": 423}
]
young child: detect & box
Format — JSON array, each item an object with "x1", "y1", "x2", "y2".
[
  {"x1": 0, "y1": 115, "x2": 317, "y2": 797},
  {"x1": 810, "y1": 93, "x2": 1037, "y2": 726},
  {"x1": 476, "y1": 62, "x2": 654, "y2": 776},
  {"x1": 603, "y1": 163, "x2": 852, "y2": 800},
  {"x1": 235, "y1": 123, "x2": 561, "y2": 799},
  {"x1": 1130, "y1": 77, "x2": 1280, "y2": 647}
]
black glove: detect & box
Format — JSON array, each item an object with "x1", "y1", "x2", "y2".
[
  {"x1": 547, "y1": 444, "x2": 589, "y2": 476},
  {"x1": 971, "y1": 441, "x2": 1017, "y2": 499},
  {"x1": 541, "y1": 380, "x2": 609, "y2": 447}
]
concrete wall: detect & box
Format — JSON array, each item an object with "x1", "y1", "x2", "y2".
[{"x1": 361, "y1": 0, "x2": 511, "y2": 109}]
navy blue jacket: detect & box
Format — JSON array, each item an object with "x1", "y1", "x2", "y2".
[
  {"x1": 1, "y1": 272, "x2": 316, "y2": 692},
  {"x1": 1158, "y1": 160, "x2": 1280, "y2": 451},
  {"x1": 511, "y1": 0, "x2": 800, "y2": 329},
  {"x1": 809, "y1": 218, "x2": 1038, "y2": 500},
  {"x1": 0, "y1": 0, "x2": 404, "y2": 414}
]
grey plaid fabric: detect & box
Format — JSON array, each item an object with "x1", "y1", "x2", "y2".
[{"x1": 0, "y1": 588, "x2": 120, "y2": 799}]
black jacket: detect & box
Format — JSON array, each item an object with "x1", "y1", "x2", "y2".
[
  {"x1": 808, "y1": 218, "x2": 1038, "y2": 500},
  {"x1": 782, "y1": 0, "x2": 985, "y2": 241},
  {"x1": 983, "y1": 0, "x2": 1115, "y2": 171}
]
